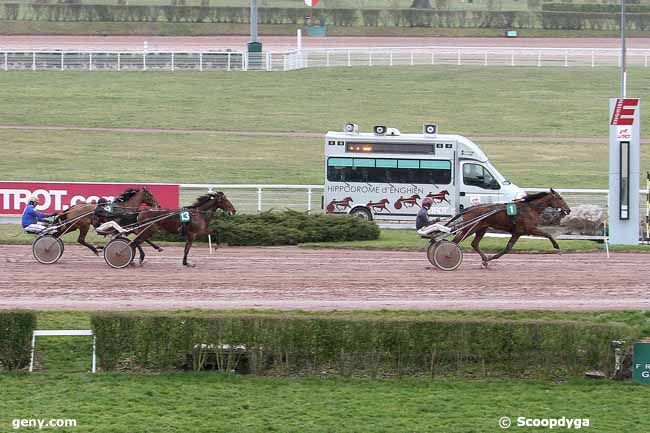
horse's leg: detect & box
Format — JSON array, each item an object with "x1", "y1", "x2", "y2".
[
  {"x1": 77, "y1": 224, "x2": 99, "y2": 256},
  {"x1": 527, "y1": 228, "x2": 561, "y2": 251},
  {"x1": 470, "y1": 228, "x2": 490, "y2": 267},
  {"x1": 183, "y1": 234, "x2": 195, "y2": 267},
  {"x1": 144, "y1": 239, "x2": 164, "y2": 252},
  {"x1": 487, "y1": 234, "x2": 521, "y2": 263}
]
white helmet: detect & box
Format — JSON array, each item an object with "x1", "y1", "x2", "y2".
[{"x1": 28, "y1": 196, "x2": 39, "y2": 205}]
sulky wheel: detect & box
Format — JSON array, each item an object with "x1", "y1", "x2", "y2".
[
  {"x1": 432, "y1": 240, "x2": 463, "y2": 271},
  {"x1": 426, "y1": 241, "x2": 439, "y2": 267},
  {"x1": 104, "y1": 237, "x2": 134, "y2": 269},
  {"x1": 32, "y1": 235, "x2": 64, "y2": 264}
]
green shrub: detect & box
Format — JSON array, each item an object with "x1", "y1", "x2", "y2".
[
  {"x1": 209, "y1": 210, "x2": 380, "y2": 246},
  {"x1": 0, "y1": 311, "x2": 37, "y2": 371},
  {"x1": 91, "y1": 312, "x2": 635, "y2": 378}
]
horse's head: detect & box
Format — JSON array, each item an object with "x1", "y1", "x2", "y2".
[
  {"x1": 215, "y1": 191, "x2": 236, "y2": 215},
  {"x1": 548, "y1": 189, "x2": 571, "y2": 216},
  {"x1": 140, "y1": 187, "x2": 159, "y2": 208},
  {"x1": 197, "y1": 191, "x2": 236, "y2": 215}
]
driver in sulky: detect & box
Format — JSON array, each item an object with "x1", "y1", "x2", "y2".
[{"x1": 22, "y1": 196, "x2": 57, "y2": 233}]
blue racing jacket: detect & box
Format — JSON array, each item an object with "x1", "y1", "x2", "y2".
[{"x1": 21, "y1": 204, "x2": 48, "y2": 228}]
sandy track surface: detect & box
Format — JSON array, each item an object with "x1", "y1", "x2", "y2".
[
  {"x1": 1, "y1": 244, "x2": 648, "y2": 311},
  {"x1": 1, "y1": 36, "x2": 649, "y2": 51}
]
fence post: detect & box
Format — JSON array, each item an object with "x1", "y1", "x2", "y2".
[
  {"x1": 389, "y1": 50, "x2": 393, "y2": 66},
  {"x1": 591, "y1": 50, "x2": 595, "y2": 68},
  {"x1": 257, "y1": 187, "x2": 263, "y2": 213},
  {"x1": 171, "y1": 52, "x2": 175, "y2": 71},
  {"x1": 117, "y1": 52, "x2": 121, "y2": 71},
  {"x1": 431, "y1": 51, "x2": 434, "y2": 65},
  {"x1": 32, "y1": 52, "x2": 36, "y2": 71},
  {"x1": 143, "y1": 53, "x2": 146, "y2": 71},
  {"x1": 537, "y1": 51, "x2": 541, "y2": 67},
  {"x1": 243, "y1": 53, "x2": 247, "y2": 71},
  {"x1": 61, "y1": 52, "x2": 64, "y2": 71},
  {"x1": 89, "y1": 52, "x2": 92, "y2": 71},
  {"x1": 646, "y1": 54, "x2": 648, "y2": 68},
  {"x1": 368, "y1": 50, "x2": 372, "y2": 67},
  {"x1": 304, "y1": 52, "x2": 308, "y2": 69},
  {"x1": 4, "y1": 52, "x2": 7, "y2": 71},
  {"x1": 307, "y1": 188, "x2": 313, "y2": 212},
  {"x1": 267, "y1": 52, "x2": 271, "y2": 71},
  {"x1": 326, "y1": 51, "x2": 330, "y2": 67},
  {"x1": 511, "y1": 50, "x2": 514, "y2": 67},
  {"x1": 457, "y1": 48, "x2": 461, "y2": 66},
  {"x1": 564, "y1": 50, "x2": 568, "y2": 67},
  {"x1": 484, "y1": 51, "x2": 487, "y2": 66},
  {"x1": 410, "y1": 51, "x2": 414, "y2": 66},
  {"x1": 227, "y1": 52, "x2": 231, "y2": 71},
  {"x1": 347, "y1": 50, "x2": 351, "y2": 67},
  {"x1": 199, "y1": 52, "x2": 203, "y2": 72}
]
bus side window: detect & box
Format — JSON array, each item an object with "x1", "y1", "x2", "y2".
[{"x1": 463, "y1": 164, "x2": 500, "y2": 190}]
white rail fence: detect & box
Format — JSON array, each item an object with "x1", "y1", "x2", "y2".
[
  {"x1": 181, "y1": 185, "x2": 648, "y2": 221},
  {"x1": 3, "y1": 47, "x2": 650, "y2": 72}
]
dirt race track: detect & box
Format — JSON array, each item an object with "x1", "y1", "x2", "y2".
[{"x1": 1, "y1": 244, "x2": 649, "y2": 311}]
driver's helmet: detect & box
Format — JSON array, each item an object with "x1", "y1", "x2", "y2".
[
  {"x1": 97, "y1": 197, "x2": 108, "y2": 206},
  {"x1": 422, "y1": 197, "x2": 433, "y2": 209},
  {"x1": 28, "y1": 196, "x2": 39, "y2": 205}
]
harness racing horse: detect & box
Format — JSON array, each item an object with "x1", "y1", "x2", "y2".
[
  {"x1": 134, "y1": 191, "x2": 236, "y2": 267},
  {"x1": 53, "y1": 188, "x2": 159, "y2": 255},
  {"x1": 450, "y1": 189, "x2": 571, "y2": 267}
]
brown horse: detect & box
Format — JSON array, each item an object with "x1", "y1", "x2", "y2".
[
  {"x1": 133, "y1": 191, "x2": 236, "y2": 267},
  {"x1": 450, "y1": 189, "x2": 571, "y2": 267},
  {"x1": 53, "y1": 188, "x2": 159, "y2": 255}
]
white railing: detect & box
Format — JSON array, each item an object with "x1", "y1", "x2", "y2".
[
  {"x1": 0, "y1": 184, "x2": 647, "y2": 228},
  {"x1": 3, "y1": 47, "x2": 650, "y2": 72},
  {"x1": 180, "y1": 184, "x2": 324, "y2": 215},
  {"x1": 0, "y1": 51, "x2": 271, "y2": 72}
]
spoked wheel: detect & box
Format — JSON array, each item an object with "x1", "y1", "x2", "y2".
[
  {"x1": 32, "y1": 235, "x2": 64, "y2": 264},
  {"x1": 432, "y1": 240, "x2": 463, "y2": 271},
  {"x1": 104, "y1": 237, "x2": 134, "y2": 269},
  {"x1": 426, "y1": 241, "x2": 439, "y2": 267}
]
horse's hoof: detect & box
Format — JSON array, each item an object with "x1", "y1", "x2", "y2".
[
  {"x1": 184, "y1": 262, "x2": 196, "y2": 268},
  {"x1": 481, "y1": 261, "x2": 489, "y2": 269},
  {"x1": 93, "y1": 250, "x2": 99, "y2": 256},
  {"x1": 556, "y1": 249, "x2": 563, "y2": 255},
  {"x1": 157, "y1": 247, "x2": 164, "y2": 252}
]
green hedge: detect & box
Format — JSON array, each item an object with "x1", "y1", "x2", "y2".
[
  {"x1": 0, "y1": 311, "x2": 37, "y2": 371},
  {"x1": 208, "y1": 210, "x2": 380, "y2": 246},
  {"x1": 91, "y1": 313, "x2": 635, "y2": 378},
  {"x1": 543, "y1": 3, "x2": 650, "y2": 13},
  {"x1": 4, "y1": 4, "x2": 650, "y2": 30}
]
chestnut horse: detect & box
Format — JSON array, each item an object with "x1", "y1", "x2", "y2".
[
  {"x1": 450, "y1": 189, "x2": 571, "y2": 267},
  {"x1": 53, "y1": 188, "x2": 159, "y2": 255},
  {"x1": 133, "y1": 191, "x2": 236, "y2": 267}
]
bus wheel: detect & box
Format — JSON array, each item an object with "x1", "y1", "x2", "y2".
[{"x1": 349, "y1": 207, "x2": 372, "y2": 221}]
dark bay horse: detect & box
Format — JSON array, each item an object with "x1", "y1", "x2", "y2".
[
  {"x1": 134, "y1": 191, "x2": 236, "y2": 267},
  {"x1": 450, "y1": 189, "x2": 571, "y2": 267},
  {"x1": 53, "y1": 188, "x2": 159, "y2": 255}
]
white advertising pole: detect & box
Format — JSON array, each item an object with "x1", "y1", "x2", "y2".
[{"x1": 608, "y1": 98, "x2": 641, "y2": 244}]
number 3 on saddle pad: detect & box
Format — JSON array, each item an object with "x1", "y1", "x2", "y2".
[{"x1": 180, "y1": 210, "x2": 191, "y2": 223}]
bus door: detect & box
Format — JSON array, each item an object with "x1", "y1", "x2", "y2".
[{"x1": 458, "y1": 162, "x2": 501, "y2": 211}]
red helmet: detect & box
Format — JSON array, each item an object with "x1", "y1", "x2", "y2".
[{"x1": 422, "y1": 198, "x2": 433, "y2": 209}]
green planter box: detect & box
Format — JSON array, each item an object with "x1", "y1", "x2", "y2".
[
  {"x1": 307, "y1": 25, "x2": 327, "y2": 37},
  {"x1": 247, "y1": 42, "x2": 263, "y2": 53}
]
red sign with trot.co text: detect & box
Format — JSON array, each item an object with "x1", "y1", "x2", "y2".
[
  {"x1": 610, "y1": 98, "x2": 639, "y2": 126},
  {"x1": 0, "y1": 181, "x2": 179, "y2": 215}
]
